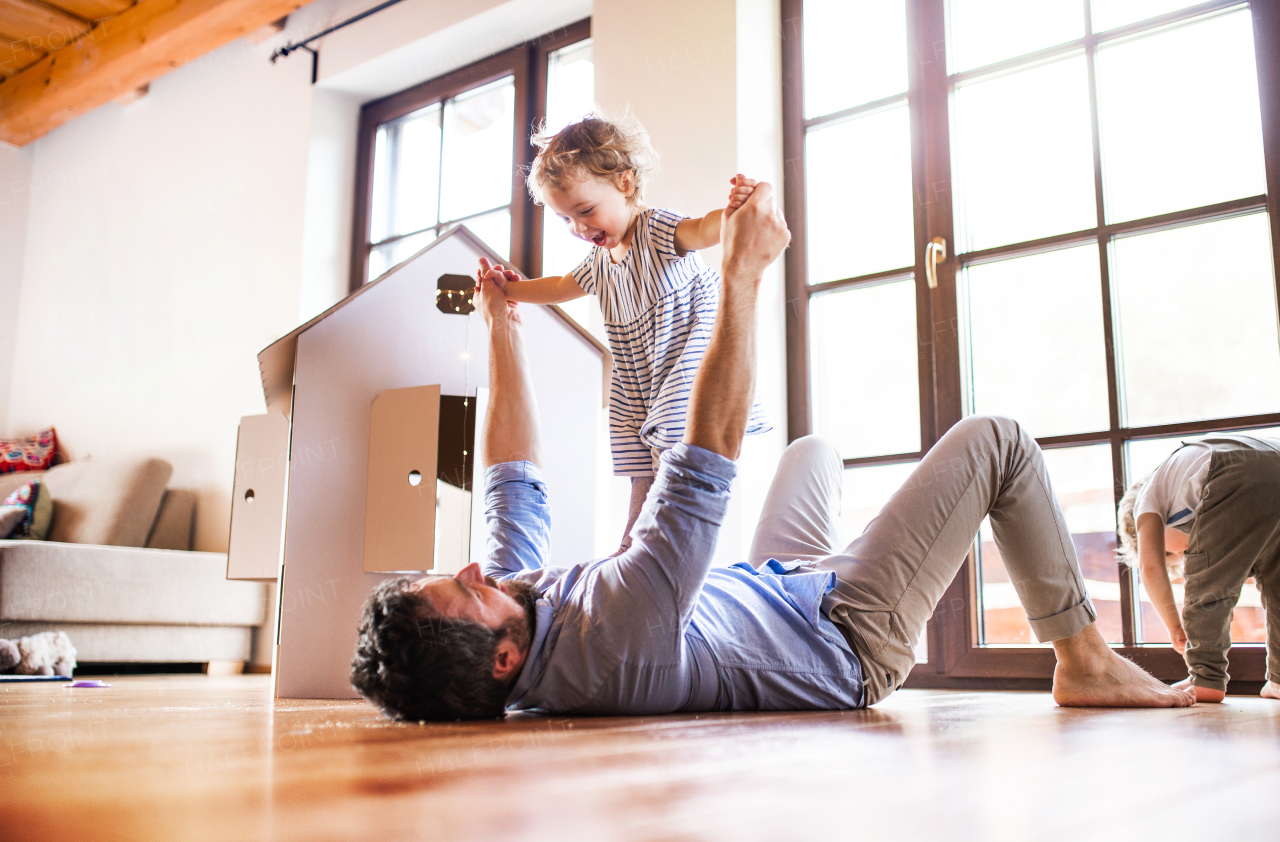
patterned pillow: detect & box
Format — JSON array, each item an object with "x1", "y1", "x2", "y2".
[
  {"x1": 1, "y1": 480, "x2": 52, "y2": 540},
  {"x1": 0, "y1": 428, "x2": 57, "y2": 473}
]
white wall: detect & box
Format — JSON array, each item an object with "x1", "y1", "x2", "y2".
[
  {"x1": 594, "y1": 0, "x2": 786, "y2": 566},
  {"x1": 0, "y1": 142, "x2": 33, "y2": 431},
  {"x1": 6, "y1": 36, "x2": 314, "y2": 551}
]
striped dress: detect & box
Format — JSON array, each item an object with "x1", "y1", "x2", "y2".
[{"x1": 571, "y1": 207, "x2": 771, "y2": 477}]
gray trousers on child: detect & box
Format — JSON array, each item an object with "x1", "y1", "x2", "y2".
[
  {"x1": 1181, "y1": 435, "x2": 1280, "y2": 692},
  {"x1": 747, "y1": 415, "x2": 1096, "y2": 706}
]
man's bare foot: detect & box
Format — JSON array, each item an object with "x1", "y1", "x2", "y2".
[
  {"x1": 1051, "y1": 624, "x2": 1196, "y2": 708},
  {"x1": 1261, "y1": 681, "x2": 1280, "y2": 700}
]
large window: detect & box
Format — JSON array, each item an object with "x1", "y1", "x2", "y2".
[
  {"x1": 784, "y1": 0, "x2": 1280, "y2": 686},
  {"x1": 352, "y1": 21, "x2": 591, "y2": 290}
]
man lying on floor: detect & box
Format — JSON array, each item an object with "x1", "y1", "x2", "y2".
[{"x1": 350, "y1": 183, "x2": 1196, "y2": 720}]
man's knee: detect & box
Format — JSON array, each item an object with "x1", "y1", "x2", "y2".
[
  {"x1": 786, "y1": 434, "x2": 840, "y2": 462},
  {"x1": 946, "y1": 414, "x2": 1028, "y2": 447}
]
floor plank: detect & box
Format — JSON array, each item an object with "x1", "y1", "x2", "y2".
[{"x1": 1, "y1": 676, "x2": 1277, "y2": 841}]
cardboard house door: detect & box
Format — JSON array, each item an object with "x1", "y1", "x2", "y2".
[
  {"x1": 363, "y1": 385, "x2": 439, "y2": 573},
  {"x1": 227, "y1": 412, "x2": 290, "y2": 581}
]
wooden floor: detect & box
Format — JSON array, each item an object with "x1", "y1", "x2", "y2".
[{"x1": 1, "y1": 676, "x2": 1278, "y2": 841}]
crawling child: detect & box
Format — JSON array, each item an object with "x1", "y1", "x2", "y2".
[
  {"x1": 1118, "y1": 433, "x2": 1280, "y2": 702},
  {"x1": 479, "y1": 113, "x2": 770, "y2": 554}
]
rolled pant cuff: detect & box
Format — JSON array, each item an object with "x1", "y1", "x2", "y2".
[
  {"x1": 1192, "y1": 675, "x2": 1228, "y2": 693},
  {"x1": 1028, "y1": 596, "x2": 1096, "y2": 643}
]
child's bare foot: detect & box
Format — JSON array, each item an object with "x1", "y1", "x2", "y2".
[
  {"x1": 1261, "y1": 681, "x2": 1280, "y2": 700},
  {"x1": 1051, "y1": 624, "x2": 1196, "y2": 708},
  {"x1": 1173, "y1": 677, "x2": 1225, "y2": 703}
]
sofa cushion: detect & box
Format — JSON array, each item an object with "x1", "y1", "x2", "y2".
[
  {"x1": 0, "y1": 507, "x2": 25, "y2": 538},
  {"x1": 0, "y1": 542, "x2": 266, "y2": 626},
  {"x1": 145, "y1": 489, "x2": 195, "y2": 551},
  {"x1": 0, "y1": 470, "x2": 42, "y2": 501},
  {"x1": 0, "y1": 622, "x2": 253, "y2": 663},
  {"x1": 1, "y1": 480, "x2": 53, "y2": 540},
  {"x1": 0, "y1": 427, "x2": 57, "y2": 473},
  {"x1": 41, "y1": 458, "x2": 172, "y2": 546}
]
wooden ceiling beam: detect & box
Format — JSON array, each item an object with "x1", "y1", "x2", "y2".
[
  {"x1": 0, "y1": 0, "x2": 90, "y2": 42},
  {"x1": 0, "y1": 33, "x2": 46, "y2": 77},
  {"x1": 44, "y1": 0, "x2": 135, "y2": 22},
  {"x1": 0, "y1": 0, "x2": 308, "y2": 145}
]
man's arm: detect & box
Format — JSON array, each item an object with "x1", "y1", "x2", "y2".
[
  {"x1": 682, "y1": 182, "x2": 791, "y2": 459},
  {"x1": 476, "y1": 260, "x2": 543, "y2": 468}
]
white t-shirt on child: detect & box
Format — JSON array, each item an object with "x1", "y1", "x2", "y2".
[{"x1": 1134, "y1": 442, "x2": 1212, "y2": 529}]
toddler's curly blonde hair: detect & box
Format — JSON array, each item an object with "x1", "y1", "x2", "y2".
[
  {"x1": 527, "y1": 112, "x2": 659, "y2": 206},
  {"x1": 1116, "y1": 479, "x2": 1145, "y2": 567}
]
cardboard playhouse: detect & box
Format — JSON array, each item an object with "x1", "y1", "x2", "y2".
[{"x1": 226, "y1": 225, "x2": 608, "y2": 700}]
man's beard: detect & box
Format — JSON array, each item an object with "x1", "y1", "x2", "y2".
[{"x1": 500, "y1": 579, "x2": 540, "y2": 652}]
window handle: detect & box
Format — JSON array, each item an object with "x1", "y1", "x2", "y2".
[{"x1": 926, "y1": 237, "x2": 947, "y2": 289}]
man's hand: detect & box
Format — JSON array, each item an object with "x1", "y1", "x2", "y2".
[
  {"x1": 721, "y1": 181, "x2": 790, "y2": 282},
  {"x1": 477, "y1": 256, "x2": 522, "y2": 291},
  {"x1": 476, "y1": 257, "x2": 522, "y2": 330}
]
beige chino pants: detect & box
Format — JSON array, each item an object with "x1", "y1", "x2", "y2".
[{"x1": 748, "y1": 416, "x2": 1096, "y2": 706}]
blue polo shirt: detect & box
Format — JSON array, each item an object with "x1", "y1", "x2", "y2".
[{"x1": 482, "y1": 443, "x2": 864, "y2": 715}]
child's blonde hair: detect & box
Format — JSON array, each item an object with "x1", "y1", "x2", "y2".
[
  {"x1": 1116, "y1": 477, "x2": 1185, "y2": 579},
  {"x1": 1116, "y1": 479, "x2": 1145, "y2": 567},
  {"x1": 527, "y1": 112, "x2": 659, "y2": 206}
]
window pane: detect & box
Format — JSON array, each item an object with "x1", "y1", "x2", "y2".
[
  {"x1": 545, "y1": 40, "x2": 594, "y2": 134},
  {"x1": 1126, "y1": 429, "x2": 1280, "y2": 645},
  {"x1": 948, "y1": 0, "x2": 1083, "y2": 73},
  {"x1": 440, "y1": 77, "x2": 515, "y2": 222},
  {"x1": 980, "y1": 444, "x2": 1122, "y2": 644},
  {"x1": 810, "y1": 280, "x2": 921, "y2": 458},
  {"x1": 392, "y1": 106, "x2": 442, "y2": 238},
  {"x1": 1097, "y1": 10, "x2": 1266, "y2": 223},
  {"x1": 370, "y1": 125, "x2": 391, "y2": 244},
  {"x1": 963, "y1": 245, "x2": 1110, "y2": 437},
  {"x1": 841, "y1": 461, "x2": 928, "y2": 662},
  {"x1": 368, "y1": 230, "x2": 437, "y2": 282},
  {"x1": 463, "y1": 208, "x2": 511, "y2": 261},
  {"x1": 806, "y1": 106, "x2": 914, "y2": 283},
  {"x1": 1113, "y1": 214, "x2": 1280, "y2": 428},
  {"x1": 1093, "y1": 0, "x2": 1208, "y2": 32},
  {"x1": 803, "y1": 0, "x2": 907, "y2": 118},
  {"x1": 953, "y1": 56, "x2": 1096, "y2": 251}
]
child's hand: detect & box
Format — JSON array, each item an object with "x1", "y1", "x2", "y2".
[
  {"x1": 1171, "y1": 624, "x2": 1188, "y2": 656},
  {"x1": 476, "y1": 257, "x2": 523, "y2": 291},
  {"x1": 726, "y1": 174, "x2": 758, "y2": 214}
]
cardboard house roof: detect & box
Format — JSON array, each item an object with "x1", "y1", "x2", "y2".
[{"x1": 257, "y1": 223, "x2": 606, "y2": 418}]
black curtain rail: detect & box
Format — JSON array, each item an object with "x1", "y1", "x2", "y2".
[{"x1": 270, "y1": 0, "x2": 410, "y2": 84}]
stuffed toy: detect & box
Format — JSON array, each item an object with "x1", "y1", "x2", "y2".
[{"x1": 0, "y1": 631, "x2": 76, "y2": 677}]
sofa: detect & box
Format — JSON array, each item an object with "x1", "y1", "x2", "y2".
[{"x1": 0, "y1": 457, "x2": 268, "y2": 668}]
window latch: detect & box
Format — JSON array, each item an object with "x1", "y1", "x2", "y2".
[{"x1": 926, "y1": 237, "x2": 947, "y2": 289}]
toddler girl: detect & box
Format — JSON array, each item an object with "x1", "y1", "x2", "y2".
[
  {"x1": 1118, "y1": 433, "x2": 1280, "y2": 702},
  {"x1": 479, "y1": 113, "x2": 770, "y2": 554}
]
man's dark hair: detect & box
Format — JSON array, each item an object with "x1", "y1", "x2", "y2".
[{"x1": 350, "y1": 577, "x2": 534, "y2": 722}]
